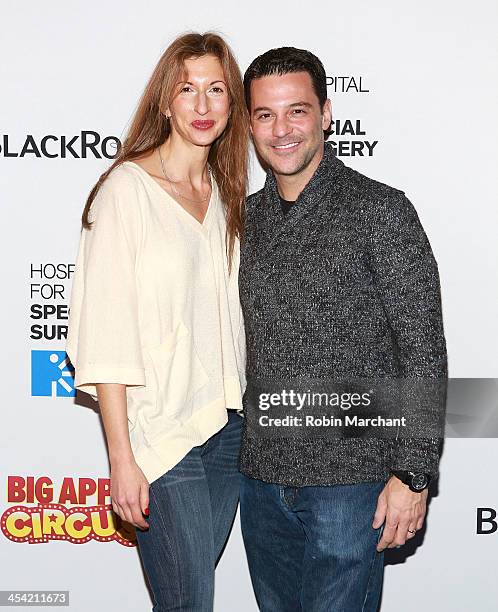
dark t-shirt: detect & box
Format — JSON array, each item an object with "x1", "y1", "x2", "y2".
[{"x1": 279, "y1": 195, "x2": 296, "y2": 216}]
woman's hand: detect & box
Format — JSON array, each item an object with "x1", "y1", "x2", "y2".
[
  {"x1": 94, "y1": 383, "x2": 150, "y2": 531},
  {"x1": 110, "y1": 457, "x2": 150, "y2": 531}
]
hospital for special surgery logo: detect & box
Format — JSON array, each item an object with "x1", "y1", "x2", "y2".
[{"x1": 31, "y1": 350, "x2": 74, "y2": 397}]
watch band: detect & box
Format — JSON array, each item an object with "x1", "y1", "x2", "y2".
[{"x1": 390, "y1": 470, "x2": 431, "y2": 492}]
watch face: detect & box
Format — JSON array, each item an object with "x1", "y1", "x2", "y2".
[{"x1": 411, "y1": 473, "x2": 428, "y2": 490}]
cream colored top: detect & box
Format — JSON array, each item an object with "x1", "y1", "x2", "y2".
[{"x1": 66, "y1": 161, "x2": 246, "y2": 484}]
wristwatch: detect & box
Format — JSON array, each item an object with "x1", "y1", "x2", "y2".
[{"x1": 390, "y1": 470, "x2": 431, "y2": 492}]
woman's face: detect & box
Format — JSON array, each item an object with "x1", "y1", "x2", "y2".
[{"x1": 166, "y1": 54, "x2": 230, "y2": 148}]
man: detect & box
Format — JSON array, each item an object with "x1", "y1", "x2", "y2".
[{"x1": 238, "y1": 47, "x2": 448, "y2": 611}]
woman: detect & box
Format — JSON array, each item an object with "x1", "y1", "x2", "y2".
[{"x1": 66, "y1": 32, "x2": 249, "y2": 610}]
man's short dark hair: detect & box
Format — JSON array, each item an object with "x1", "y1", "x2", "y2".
[{"x1": 243, "y1": 47, "x2": 327, "y2": 110}]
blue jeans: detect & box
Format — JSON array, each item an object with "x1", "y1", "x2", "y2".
[
  {"x1": 135, "y1": 410, "x2": 243, "y2": 611},
  {"x1": 240, "y1": 475, "x2": 387, "y2": 612}
]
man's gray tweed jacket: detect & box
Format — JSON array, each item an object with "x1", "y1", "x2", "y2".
[{"x1": 238, "y1": 142, "x2": 448, "y2": 487}]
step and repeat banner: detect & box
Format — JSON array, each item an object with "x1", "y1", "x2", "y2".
[{"x1": 1, "y1": 1, "x2": 497, "y2": 610}]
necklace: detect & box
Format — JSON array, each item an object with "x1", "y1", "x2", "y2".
[{"x1": 158, "y1": 147, "x2": 211, "y2": 203}]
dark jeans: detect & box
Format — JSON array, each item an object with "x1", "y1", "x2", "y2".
[
  {"x1": 135, "y1": 410, "x2": 243, "y2": 611},
  {"x1": 240, "y1": 474, "x2": 387, "y2": 612}
]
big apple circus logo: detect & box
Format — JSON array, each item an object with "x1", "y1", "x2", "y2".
[{"x1": 1, "y1": 476, "x2": 137, "y2": 546}]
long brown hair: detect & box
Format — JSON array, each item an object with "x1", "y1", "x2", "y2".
[{"x1": 81, "y1": 31, "x2": 249, "y2": 270}]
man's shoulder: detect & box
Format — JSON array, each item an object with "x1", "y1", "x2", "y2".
[
  {"x1": 341, "y1": 162, "x2": 406, "y2": 203},
  {"x1": 244, "y1": 160, "x2": 411, "y2": 217},
  {"x1": 245, "y1": 186, "x2": 265, "y2": 211},
  {"x1": 339, "y1": 162, "x2": 419, "y2": 226}
]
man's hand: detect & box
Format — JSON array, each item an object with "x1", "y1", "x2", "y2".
[{"x1": 373, "y1": 475, "x2": 428, "y2": 551}]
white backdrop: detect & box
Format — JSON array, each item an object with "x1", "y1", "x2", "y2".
[{"x1": 1, "y1": 1, "x2": 497, "y2": 610}]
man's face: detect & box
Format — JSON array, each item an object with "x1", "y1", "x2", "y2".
[{"x1": 248, "y1": 71, "x2": 331, "y2": 177}]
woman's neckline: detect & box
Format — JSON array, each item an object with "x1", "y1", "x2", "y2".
[{"x1": 122, "y1": 159, "x2": 215, "y2": 229}]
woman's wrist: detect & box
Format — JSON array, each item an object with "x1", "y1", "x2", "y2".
[{"x1": 109, "y1": 448, "x2": 136, "y2": 467}]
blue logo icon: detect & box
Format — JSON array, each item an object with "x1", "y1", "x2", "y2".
[{"x1": 31, "y1": 351, "x2": 75, "y2": 397}]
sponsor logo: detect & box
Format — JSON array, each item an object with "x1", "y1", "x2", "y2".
[
  {"x1": 31, "y1": 350, "x2": 74, "y2": 397},
  {"x1": 29, "y1": 263, "x2": 75, "y2": 396},
  {"x1": 0, "y1": 132, "x2": 120, "y2": 158},
  {"x1": 477, "y1": 507, "x2": 497, "y2": 534},
  {"x1": 329, "y1": 118, "x2": 378, "y2": 157},
  {"x1": 326, "y1": 76, "x2": 369, "y2": 93},
  {"x1": 1, "y1": 476, "x2": 136, "y2": 546},
  {"x1": 30, "y1": 263, "x2": 74, "y2": 342}
]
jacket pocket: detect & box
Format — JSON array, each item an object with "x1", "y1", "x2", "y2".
[{"x1": 140, "y1": 321, "x2": 210, "y2": 438}]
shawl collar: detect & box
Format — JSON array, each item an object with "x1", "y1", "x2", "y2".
[{"x1": 255, "y1": 141, "x2": 347, "y2": 254}]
